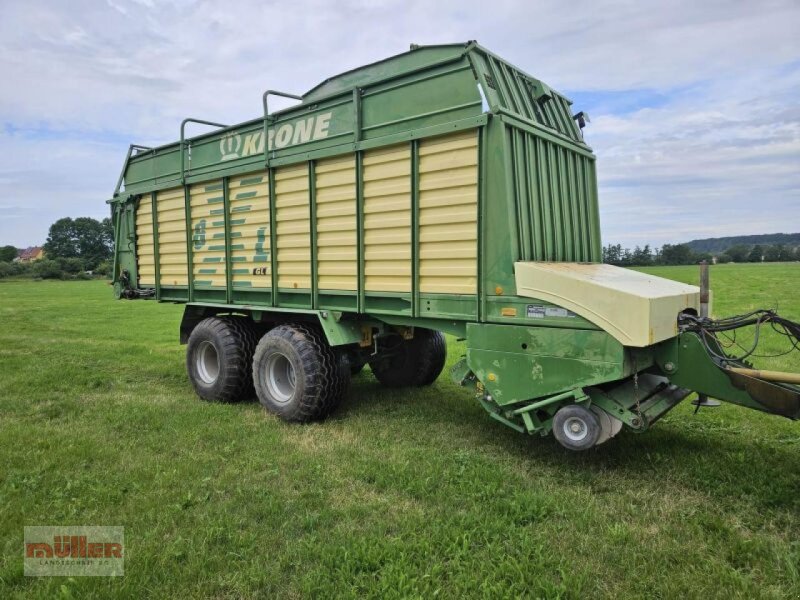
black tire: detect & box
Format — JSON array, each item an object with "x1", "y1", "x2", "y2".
[
  {"x1": 253, "y1": 323, "x2": 348, "y2": 422},
  {"x1": 369, "y1": 328, "x2": 447, "y2": 387},
  {"x1": 552, "y1": 405, "x2": 601, "y2": 451},
  {"x1": 350, "y1": 362, "x2": 365, "y2": 376},
  {"x1": 415, "y1": 329, "x2": 447, "y2": 386},
  {"x1": 186, "y1": 316, "x2": 259, "y2": 403}
]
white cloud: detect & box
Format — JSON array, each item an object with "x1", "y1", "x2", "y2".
[
  {"x1": 0, "y1": 0, "x2": 798, "y2": 247},
  {"x1": 589, "y1": 62, "x2": 800, "y2": 245}
]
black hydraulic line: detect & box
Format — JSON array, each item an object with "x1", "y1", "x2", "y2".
[{"x1": 678, "y1": 309, "x2": 800, "y2": 365}]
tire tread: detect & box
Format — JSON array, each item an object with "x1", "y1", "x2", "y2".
[
  {"x1": 253, "y1": 323, "x2": 348, "y2": 422},
  {"x1": 186, "y1": 316, "x2": 259, "y2": 403}
]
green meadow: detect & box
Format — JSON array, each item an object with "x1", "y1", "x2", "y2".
[{"x1": 1, "y1": 263, "x2": 798, "y2": 598}]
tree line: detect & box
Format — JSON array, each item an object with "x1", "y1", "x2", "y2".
[
  {"x1": 0, "y1": 217, "x2": 114, "y2": 280},
  {"x1": 686, "y1": 233, "x2": 800, "y2": 254},
  {"x1": 602, "y1": 242, "x2": 799, "y2": 266}
]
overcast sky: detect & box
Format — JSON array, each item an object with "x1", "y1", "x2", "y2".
[{"x1": 1, "y1": 0, "x2": 798, "y2": 249}]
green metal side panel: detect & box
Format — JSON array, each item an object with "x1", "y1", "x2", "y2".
[
  {"x1": 122, "y1": 56, "x2": 481, "y2": 193},
  {"x1": 468, "y1": 45, "x2": 584, "y2": 143},
  {"x1": 465, "y1": 322, "x2": 627, "y2": 406},
  {"x1": 505, "y1": 126, "x2": 601, "y2": 262},
  {"x1": 478, "y1": 119, "x2": 599, "y2": 301},
  {"x1": 112, "y1": 196, "x2": 138, "y2": 294}
]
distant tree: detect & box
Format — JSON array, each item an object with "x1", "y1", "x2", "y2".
[
  {"x1": 6, "y1": 262, "x2": 31, "y2": 277},
  {"x1": 601, "y1": 241, "x2": 786, "y2": 266},
  {"x1": 43, "y1": 218, "x2": 78, "y2": 260},
  {"x1": 620, "y1": 247, "x2": 633, "y2": 266},
  {"x1": 764, "y1": 245, "x2": 781, "y2": 262},
  {"x1": 0, "y1": 245, "x2": 17, "y2": 262},
  {"x1": 602, "y1": 244, "x2": 624, "y2": 265},
  {"x1": 56, "y1": 257, "x2": 85, "y2": 274},
  {"x1": 764, "y1": 244, "x2": 794, "y2": 262},
  {"x1": 101, "y1": 217, "x2": 113, "y2": 252},
  {"x1": 747, "y1": 244, "x2": 764, "y2": 263},
  {"x1": 631, "y1": 245, "x2": 654, "y2": 266},
  {"x1": 32, "y1": 259, "x2": 63, "y2": 279},
  {"x1": 686, "y1": 233, "x2": 800, "y2": 254},
  {"x1": 695, "y1": 252, "x2": 713, "y2": 264},
  {"x1": 659, "y1": 243, "x2": 696, "y2": 265},
  {"x1": 44, "y1": 217, "x2": 113, "y2": 269},
  {"x1": 724, "y1": 244, "x2": 749, "y2": 263},
  {"x1": 94, "y1": 260, "x2": 113, "y2": 278}
]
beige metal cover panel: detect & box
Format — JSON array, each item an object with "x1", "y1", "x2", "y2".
[
  {"x1": 156, "y1": 187, "x2": 188, "y2": 287},
  {"x1": 135, "y1": 195, "x2": 155, "y2": 286},
  {"x1": 514, "y1": 262, "x2": 701, "y2": 347},
  {"x1": 229, "y1": 172, "x2": 270, "y2": 289},
  {"x1": 190, "y1": 180, "x2": 226, "y2": 288},
  {"x1": 363, "y1": 143, "x2": 411, "y2": 292},
  {"x1": 418, "y1": 129, "x2": 478, "y2": 294},
  {"x1": 316, "y1": 155, "x2": 357, "y2": 291},
  {"x1": 275, "y1": 164, "x2": 311, "y2": 290}
]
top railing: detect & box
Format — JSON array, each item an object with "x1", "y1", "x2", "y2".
[
  {"x1": 180, "y1": 118, "x2": 228, "y2": 182},
  {"x1": 114, "y1": 144, "x2": 152, "y2": 196},
  {"x1": 262, "y1": 90, "x2": 303, "y2": 164}
]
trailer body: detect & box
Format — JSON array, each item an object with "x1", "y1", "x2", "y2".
[{"x1": 109, "y1": 42, "x2": 799, "y2": 449}]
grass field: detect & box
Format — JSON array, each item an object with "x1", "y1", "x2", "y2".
[{"x1": 1, "y1": 263, "x2": 798, "y2": 598}]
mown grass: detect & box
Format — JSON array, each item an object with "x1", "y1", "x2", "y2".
[{"x1": 0, "y1": 264, "x2": 798, "y2": 599}]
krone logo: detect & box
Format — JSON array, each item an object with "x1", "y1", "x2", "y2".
[
  {"x1": 219, "y1": 111, "x2": 333, "y2": 162},
  {"x1": 220, "y1": 133, "x2": 242, "y2": 160}
]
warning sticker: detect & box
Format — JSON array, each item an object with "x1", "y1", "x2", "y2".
[
  {"x1": 526, "y1": 305, "x2": 576, "y2": 319},
  {"x1": 526, "y1": 305, "x2": 546, "y2": 318}
]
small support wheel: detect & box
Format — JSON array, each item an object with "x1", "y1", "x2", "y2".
[
  {"x1": 552, "y1": 404, "x2": 602, "y2": 451},
  {"x1": 591, "y1": 406, "x2": 623, "y2": 446}
]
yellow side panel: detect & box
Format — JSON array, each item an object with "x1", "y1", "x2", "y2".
[
  {"x1": 156, "y1": 187, "x2": 188, "y2": 287},
  {"x1": 363, "y1": 144, "x2": 411, "y2": 292},
  {"x1": 275, "y1": 164, "x2": 311, "y2": 289},
  {"x1": 229, "y1": 172, "x2": 270, "y2": 289},
  {"x1": 135, "y1": 195, "x2": 155, "y2": 286},
  {"x1": 190, "y1": 180, "x2": 226, "y2": 288},
  {"x1": 418, "y1": 129, "x2": 478, "y2": 294},
  {"x1": 316, "y1": 155, "x2": 357, "y2": 291}
]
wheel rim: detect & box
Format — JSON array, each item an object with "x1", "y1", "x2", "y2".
[
  {"x1": 265, "y1": 352, "x2": 296, "y2": 403},
  {"x1": 562, "y1": 416, "x2": 589, "y2": 442},
  {"x1": 196, "y1": 340, "x2": 220, "y2": 384}
]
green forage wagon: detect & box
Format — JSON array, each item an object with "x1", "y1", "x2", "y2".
[{"x1": 108, "y1": 42, "x2": 800, "y2": 450}]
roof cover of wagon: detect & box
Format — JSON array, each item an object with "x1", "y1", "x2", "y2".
[
  {"x1": 303, "y1": 43, "x2": 469, "y2": 101},
  {"x1": 304, "y1": 41, "x2": 586, "y2": 144},
  {"x1": 117, "y1": 41, "x2": 590, "y2": 194}
]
